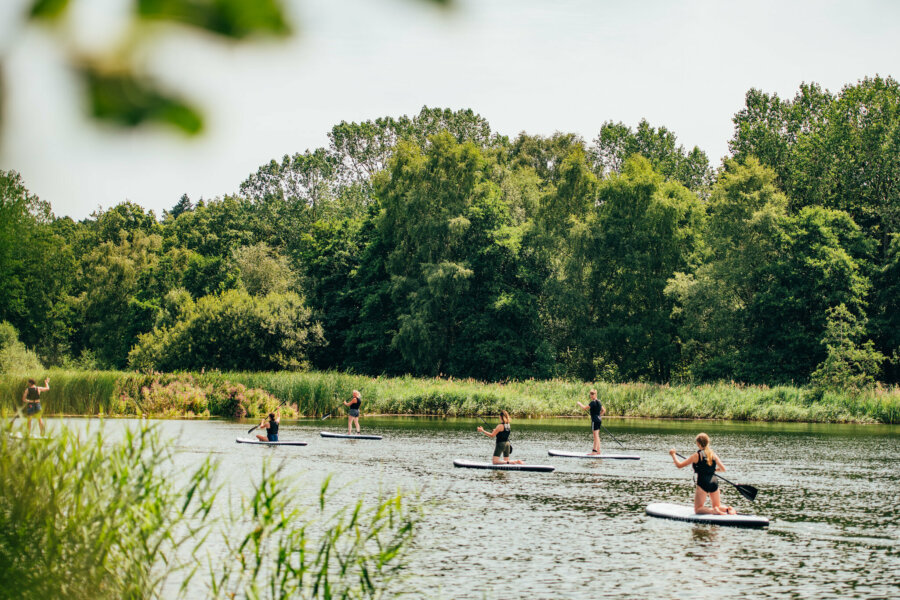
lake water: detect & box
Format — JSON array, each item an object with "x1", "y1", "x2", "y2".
[{"x1": 57, "y1": 417, "x2": 899, "y2": 599}]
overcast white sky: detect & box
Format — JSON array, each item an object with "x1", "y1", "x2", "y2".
[{"x1": 1, "y1": 0, "x2": 898, "y2": 220}]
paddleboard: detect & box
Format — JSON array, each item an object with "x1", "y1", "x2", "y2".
[
  {"x1": 453, "y1": 459, "x2": 555, "y2": 472},
  {"x1": 236, "y1": 438, "x2": 308, "y2": 446},
  {"x1": 548, "y1": 449, "x2": 640, "y2": 460},
  {"x1": 645, "y1": 502, "x2": 769, "y2": 528},
  {"x1": 320, "y1": 431, "x2": 383, "y2": 440}
]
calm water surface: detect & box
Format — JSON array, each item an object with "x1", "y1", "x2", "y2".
[{"x1": 61, "y1": 417, "x2": 899, "y2": 599}]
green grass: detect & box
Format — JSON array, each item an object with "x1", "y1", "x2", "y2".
[{"x1": 2, "y1": 369, "x2": 898, "y2": 424}]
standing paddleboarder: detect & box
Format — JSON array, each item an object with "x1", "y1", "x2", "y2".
[
  {"x1": 255, "y1": 409, "x2": 280, "y2": 442},
  {"x1": 476, "y1": 410, "x2": 524, "y2": 465},
  {"x1": 576, "y1": 388, "x2": 605, "y2": 455},
  {"x1": 668, "y1": 433, "x2": 736, "y2": 515},
  {"x1": 344, "y1": 390, "x2": 362, "y2": 435},
  {"x1": 22, "y1": 377, "x2": 49, "y2": 436}
]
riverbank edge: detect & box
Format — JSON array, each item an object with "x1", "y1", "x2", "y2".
[{"x1": 2, "y1": 370, "x2": 897, "y2": 424}]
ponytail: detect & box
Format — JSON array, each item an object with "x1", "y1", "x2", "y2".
[
  {"x1": 499, "y1": 410, "x2": 510, "y2": 424},
  {"x1": 696, "y1": 432, "x2": 714, "y2": 466}
]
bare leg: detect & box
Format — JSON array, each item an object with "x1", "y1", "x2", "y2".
[
  {"x1": 693, "y1": 487, "x2": 718, "y2": 514},
  {"x1": 256, "y1": 433, "x2": 267, "y2": 441},
  {"x1": 348, "y1": 416, "x2": 353, "y2": 435},
  {"x1": 709, "y1": 490, "x2": 735, "y2": 515},
  {"x1": 354, "y1": 416, "x2": 360, "y2": 433},
  {"x1": 26, "y1": 417, "x2": 32, "y2": 434},
  {"x1": 588, "y1": 429, "x2": 602, "y2": 454},
  {"x1": 38, "y1": 416, "x2": 45, "y2": 436}
]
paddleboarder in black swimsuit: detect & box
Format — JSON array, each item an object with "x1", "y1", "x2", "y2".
[
  {"x1": 255, "y1": 409, "x2": 280, "y2": 442},
  {"x1": 669, "y1": 433, "x2": 735, "y2": 515},
  {"x1": 477, "y1": 410, "x2": 524, "y2": 465},
  {"x1": 343, "y1": 390, "x2": 362, "y2": 435},
  {"x1": 576, "y1": 389, "x2": 605, "y2": 455}
]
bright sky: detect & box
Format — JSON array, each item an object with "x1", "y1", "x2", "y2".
[{"x1": 1, "y1": 0, "x2": 898, "y2": 220}]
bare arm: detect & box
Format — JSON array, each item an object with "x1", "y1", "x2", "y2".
[
  {"x1": 576, "y1": 401, "x2": 589, "y2": 411},
  {"x1": 476, "y1": 424, "x2": 503, "y2": 438},
  {"x1": 669, "y1": 449, "x2": 696, "y2": 469},
  {"x1": 715, "y1": 457, "x2": 727, "y2": 472},
  {"x1": 37, "y1": 378, "x2": 50, "y2": 392}
]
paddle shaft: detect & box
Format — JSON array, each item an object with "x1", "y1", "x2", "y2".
[
  {"x1": 675, "y1": 452, "x2": 758, "y2": 501},
  {"x1": 600, "y1": 424, "x2": 626, "y2": 449},
  {"x1": 247, "y1": 399, "x2": 289, "y2": 434}
]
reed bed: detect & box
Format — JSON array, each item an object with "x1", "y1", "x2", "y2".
[{"x1": 1, "y1": 370, "x2": 897, "y2": 424}]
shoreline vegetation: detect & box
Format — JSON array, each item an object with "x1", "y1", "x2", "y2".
[{"x1": 1, "y1": 370, "x2": 897, "y2": 424}]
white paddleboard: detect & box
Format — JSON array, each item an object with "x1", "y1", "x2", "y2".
[
  {"x1": 320, "y1": 431, "x2": 383, "y2": 440},
  {"x1": 453, "y1": 459, "x2": 555, "y2": 472},
  {"x1": 236, "y1": 438, "x2": 308, "y2": 446},
  {"x1": 548, "y1": 449, "x2": 640, "y2": 460},
  {"x1": 646, "y1": 502, "x2": 769, "y2": 528}
]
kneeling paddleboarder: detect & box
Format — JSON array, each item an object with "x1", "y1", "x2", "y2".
[
  {"x1": 477, "y1": 410, "x2": 524, "y2": 465},
  {"x1": 255, "y1": 409, "x2": 280, "y2": 442},
  {"x1": 669, "y1": 433, "x2": 735, "y2": 515},
  {"x1": 576, "y1": 388, "x2": 605, "y2": 455}
]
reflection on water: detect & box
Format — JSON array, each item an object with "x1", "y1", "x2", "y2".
[{"x1": 52, "y1": 416, "x2": 899, "y2": 599}]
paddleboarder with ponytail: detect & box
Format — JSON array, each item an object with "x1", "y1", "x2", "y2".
[
  {"x1": 669, "y1": 433, "x2": 736, "y2": 515},
  {"x1": 343, "y1": 390, "x2": 362, "y2": 435},
  {"x1": 576, "y1": 388, "x2": 605, "y2": 455},
  {"x1": 476, "y1": 410, "x2": 524, "y2": 465}
]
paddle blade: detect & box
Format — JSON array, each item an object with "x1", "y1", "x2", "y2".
[
  {"x1": 736, "y1": 484, "x2": 758, "y2": 502},
  {"x1": 247, "y1": 425, "x2": 258, "y2": 434}
]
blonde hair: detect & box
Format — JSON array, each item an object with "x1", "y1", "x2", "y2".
[
  {"x1": 499, "y1": 410, "x2": 510, "y2": 424},
  {"x1": 696, "y1": 433, "x2": 715, "y2": 466}
]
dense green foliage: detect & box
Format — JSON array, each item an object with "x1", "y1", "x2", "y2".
[
  {"x1": 2, "y1": 77, "x2": 899, "y2": 388},
  {"x1": 0, "y1": 423, "x2": 420, "y2": 599},
  {"x1": 1, "y1": 370, "x2": 897, "y2": 424}
]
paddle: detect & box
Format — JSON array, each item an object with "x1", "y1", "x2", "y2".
[
  {"x1": 600, "y1": 424, "x2": 627, "y2": 449},
  {"x1": 321, "y1": 413, "x2": 332, "y2": 420},
  {"x1": 247, "y1": 399, "x2": 288, "y2": 434},
  {"x1": 675, "y1": 452, "x2": 758, "y2": 502}
]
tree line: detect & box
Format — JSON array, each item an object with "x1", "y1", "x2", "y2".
[{"x1": 2, "y1": 79, "x2": 898, "y2": 387}]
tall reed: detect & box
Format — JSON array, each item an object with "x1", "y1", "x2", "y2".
[
  {"x1": 2, "y1": 370, "x2": 897, "y2": 424},
  {"x1": 0, "y1": 422, "x2": 421, "y2": 599}
]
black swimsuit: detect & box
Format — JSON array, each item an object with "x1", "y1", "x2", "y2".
[
  {"x1": 267, "y1": 420, "x2": 279, "y2": 442},
  {"x1": 692, "y1": 450, "x2": 719, "y2": 493},
  {"x1": 493, "y1": 424, "x2": 511, "y2": 458}
]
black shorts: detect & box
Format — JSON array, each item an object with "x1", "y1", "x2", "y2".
[
  {"x1": 591, "y1": 418, "x2": 602, "y2": 431},
  {"x1": 349, "y1": 409, "x2": 360, "y2": 418}
]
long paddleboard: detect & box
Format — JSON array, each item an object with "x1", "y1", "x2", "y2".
[
  {"x1": 548, "y1": 449, "x2": 640, "y2": 460},
  {"x1": 236, "y1": 438, "x2": 308, "y2": 446},
  {"x1": 453, "y1": 459, "x2": 555, "y2": 472},
  {"x1": 320, "y1": 431, "x2": 383, "y2": 440},
  {"x1": 646, "y1": 502, "x2": 769, "y2": 528}
]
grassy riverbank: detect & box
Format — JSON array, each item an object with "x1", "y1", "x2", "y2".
[{"x1": 1, "y1": 370, "x2": 898, "y2": 424}]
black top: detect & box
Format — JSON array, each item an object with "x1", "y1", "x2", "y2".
[
  {"x1": 349, "y1": 397, "x2": 361, "y2": 410},
  {"x1": 496, "y1": 423, "x2": 511, "y2": 443},
  {"x1": 692, "y1": 450, "x2": 717, "y2": 485},
  {"x1": 26, "y1": 386, "x2": 40, "y2": 401},
  {"x1": 589, "y1": 399, "x2": 602, "y2": 420},
  {"x1": 268, "y1": 420, "x2": 279, "y2": 436}
]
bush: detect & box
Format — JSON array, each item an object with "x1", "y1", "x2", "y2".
[
  {"x1": 128, "y1": 289, "x2": 325, "y2": 372},
  {"x1": 0, "y1": 321, "x2": 43, "y2": 374}
]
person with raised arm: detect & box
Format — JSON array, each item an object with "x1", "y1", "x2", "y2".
[
  {"x1": 22, "y1": 377, "x2": 49, "y2": 436},
  {"x1": 576, "y1": 388, "x2": 605, "y2": 455}
]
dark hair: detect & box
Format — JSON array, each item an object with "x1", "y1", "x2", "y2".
[
  {"x1": 28, "y1": 379, "x2": 36, "y2": 386},
  {"x1": 268, "y1": 412, "x2": 275, "y2": 422}
]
